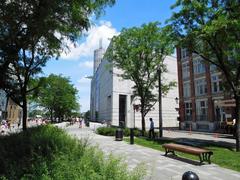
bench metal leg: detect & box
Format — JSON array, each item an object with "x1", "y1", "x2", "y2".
[
  {"x1": 207, "y1": 152, "x2": 213, "y2": 164},
  {"x1": 199, "y1": 152, "x2": 213, "y2": 164},
  {"x1": 164, "y1": 149, "x2": 175, "y2": 156},
  {"x1": 199, "y1": 154, "x2": 203, "y2": 164},
  {"x1": 164, "y1": 148, "x2": 168, "y2": 156}
]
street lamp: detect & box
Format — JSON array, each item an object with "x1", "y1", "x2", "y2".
[
  {"x1": 175, "y1": 97, "x2": 181, "y2": 129},
  {"x1": 175, "y1": 97, "x2": 180, "y2": 112},
  {"x1": 175, "y1": 97, "x2": 179, "y2": 104}
]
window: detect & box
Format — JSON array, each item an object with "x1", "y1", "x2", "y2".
[
  {"x1": 196, "y1": 100, "x2": 208, "y2": 121},
  {"x1": 181, "y1": 48, "x2": 189, "y2": 60},
  {"x1": 196, "y1": 101, "x2": 207, "y2": 115},
  {"x1": 210, "y1": 64, "x2": 217, "y2": 71},
  {"x1": 183, "y1": 82, "x2": 191, "y2": 97},
  {"x1": 185, "y1": 102, "x2": 192, "y2": 114},
  {"x1": 182, "y1": 63, "x2": 190, "y2": 78},
  {"x1": 193, "y1": 58, "x2": 206, "y2": 74},
  {"x1": 211, "y1": 75, "x2": 223, "y2": 93},
  {"x1": 195, "y1": 79, "x2": 207, "y2": 96}
]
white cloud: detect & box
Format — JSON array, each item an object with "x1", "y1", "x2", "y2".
[
  {"x1": 60, "y1": 21, "x2": 119, "y2": 60},
  {"x1": 75, "y1": 76, "x2": 92, "y2": 94},
  {"x1": 78, "y1": 61, "x2": 93, "y2": 69},
  {"x1": 79, "y1": 97, "x2": 90, "y2": 112},
  {"x1": 75, "y1": 76, "x2": 92, "y2": 112},
  {"x1": 77, "y1": 76, "x2": 91, "y2": 84}
]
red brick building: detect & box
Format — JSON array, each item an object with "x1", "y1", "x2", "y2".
[{"x1": 177, "y1": 48, "x2": 236, "y2": 132}]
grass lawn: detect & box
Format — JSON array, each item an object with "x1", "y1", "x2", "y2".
[
  {"x1": 0, "y1": 125, "x2": 145, "y2": 180},
  {"x1": 124, "y1": 137, "x2": 240, "y2": 172}
]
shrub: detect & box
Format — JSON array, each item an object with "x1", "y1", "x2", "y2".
[
  {"x1": 96, "y1": 127, "x2": 141, "y2": 137},
  {"x1": 0, "y1": 125, "x2": 145, "y2": 180},
  {"x1": 96, "y1": 126, "x2": 116, "y2": 136}
]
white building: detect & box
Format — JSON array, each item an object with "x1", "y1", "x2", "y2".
[{"x1": 90, "y1": 46, "x2": 179, "y2": 130}]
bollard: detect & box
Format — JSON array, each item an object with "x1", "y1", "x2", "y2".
[
  {"x1": 189, "y1": 124, "x2": 192, "y2": 135},
  {"x1": 130, "y1": 128, "x2": 134, "y2": 144},
  {"x1": 213, "y1": 133, "x2": 219, "y2": 138},
  {"x1": 182, "y1": 171, "x2": 199, "y2": 180}
]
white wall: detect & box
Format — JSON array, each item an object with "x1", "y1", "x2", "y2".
[
  {"x1": 90, "y1": 55, "x2": 179, "y2": 129},
  {"x1": 111, "y1": 55, "x2": 179, "y2": 129},
  {"x1": 91, "y1": 59, "x2": 113, "y2": 121},
  {"x1": 97, "y1": 60, "x2": 113, "y2": 121}
]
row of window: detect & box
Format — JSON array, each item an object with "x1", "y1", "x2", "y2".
[
  {"x1": 183, "y1": 75, "x2": 222, "y2": 97},
  {"x1": 182, "y1": 61, "x2": 217, "y2": 78},
  {"x1": 184, "y1": 100, "x2": 208, "y2": 121},
  {"x1": 181, "y1": 48, "x2": 237, "y2": 65}
]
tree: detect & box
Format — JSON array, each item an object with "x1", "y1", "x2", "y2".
[
  {"x1": 105, "y1": 22, "x2": 176, "y2": 134},
  {"x1": 31, "y1": 74, "x2": 79, "y2": 122},
  {"x1": 0, "y1": 0, "x2": 115, "y2": 130},
  {"x1": 168, "y1": 0, "x2": 240, "y2": 151}
]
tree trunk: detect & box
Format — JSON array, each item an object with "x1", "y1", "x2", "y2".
[
  {"x1": 235, "y1": 95, "x2": 240, "y2": 151},
  {"x1": 141, "y1": 111, "x2": 145, "y2": 136},
  {"x1": 50, "y1": 109, "x2": 53, "y2": 122},
  {"x1": 22, "y1": 94, "x2": 28, "y2": 131}
]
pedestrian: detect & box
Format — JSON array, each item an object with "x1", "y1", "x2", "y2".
[
  {"x1": 233, "y1": 118, "x2": 236, "y2": 137},
  {"x1": 7, "y1": 120, "x2": 11, "y2": 130},
  {"x1": 149, "y1": 118, "x2": 155, "y2": 139},
  {"x1": 79, "y1": 118, "x2": 82, "y2": 128},
  {"x1": 1, "y1": 121, "x2": 7, "y2": 135}
]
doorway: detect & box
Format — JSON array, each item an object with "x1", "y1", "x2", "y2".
[{"x1": 119, "y1": 95, "x2": 127, "y2": 127}]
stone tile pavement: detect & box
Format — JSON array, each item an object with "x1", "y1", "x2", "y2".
[{"x1": 65, "y1": 124, "x2": 240, "y2": 180}]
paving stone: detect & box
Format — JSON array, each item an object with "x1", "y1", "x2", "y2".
[{"x1": 65, "y1": 125, "x2": 240, "y2": 180}]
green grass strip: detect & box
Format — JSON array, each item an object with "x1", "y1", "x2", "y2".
[{"x1": 124, "y1": 137, "x2": 240, "y2": 172}]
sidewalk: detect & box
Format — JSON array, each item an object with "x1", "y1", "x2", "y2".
[
  {"x1": 162, "y1": 129, "x2": 235, "y2": 148},
  {"x1": 65, "y1": 124, "x2": 240, "y2": 180}
]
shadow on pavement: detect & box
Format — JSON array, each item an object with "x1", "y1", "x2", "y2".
[
  {"x1": 161, "y1": 154, "x2": 203, "y2": 166},
  {"x1": 158, "y1": 137, "x2": 235, "y2": 149}
]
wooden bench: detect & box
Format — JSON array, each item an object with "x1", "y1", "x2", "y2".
[{"x1": 162, "y1": 143, "x2": 213, "y2": 164}]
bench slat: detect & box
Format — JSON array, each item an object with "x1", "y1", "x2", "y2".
[{"x1": 163, "y1": 143, "x2": 210, "y2": 155}]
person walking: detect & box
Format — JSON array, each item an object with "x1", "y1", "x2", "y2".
[
  {"x1": 79, "y1": 118, "x2": 82, "y2": 128},
  {"x1": 149, "y1": 118, "x2": 155, "y2": 139}
]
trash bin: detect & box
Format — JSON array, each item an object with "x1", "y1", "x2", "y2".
[
  {"x1": 182, "y1": 171, "x2": 199, "y2": 180},
  {"x1": 130, "y1": 128, "x2": 134, "y2": 144},
  {"x1": 115, "y1": 128, "x2": 123, "y2": 141}
]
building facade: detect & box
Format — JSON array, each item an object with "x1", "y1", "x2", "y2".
[
  {"x1": 177, "y1": 48, "x2": 236, "y2": 132},
  {"x1": 90, "y1": 46, "x2": 179, "y2": 129},
  {"x1": 0, "y1": 89, "x2": 22, "y2": 125},
  {"x1": 6, "y1": 98, "x2": 22, "y2": 125}
]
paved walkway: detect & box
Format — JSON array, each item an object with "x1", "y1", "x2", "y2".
[
  {"x1": 162, "y1": 129, "x2": 235, "y2": 148},
  {"x1": 64, "y1": 124, "x2": 240, "y2": 180}
]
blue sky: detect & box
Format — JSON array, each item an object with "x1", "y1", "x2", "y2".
[{"x1": 42, "y1": 0, "x2": 176, "y2": 113}]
